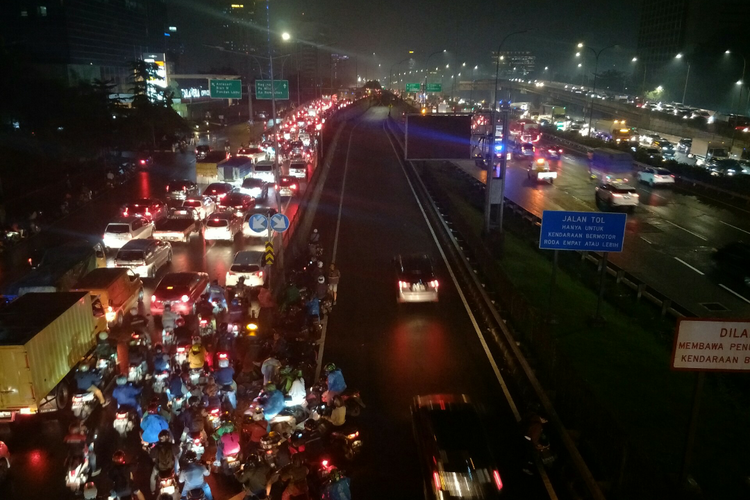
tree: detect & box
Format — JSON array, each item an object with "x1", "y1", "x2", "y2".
[
  {"x1": 363, "y1": 80, "x2": 382, "y2": 90},
  {"x1": 596, "y1": 69, "x2": 627, "y2": 92}
]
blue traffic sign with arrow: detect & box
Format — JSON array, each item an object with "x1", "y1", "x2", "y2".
[
  {"x1": 270, "y1": 213, "x2": 290, "y2": 232},
  {"x1": 248, "y1": 213, "x2": 268, "y2": 233}
]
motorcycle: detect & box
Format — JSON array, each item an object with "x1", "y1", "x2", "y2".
[
  {"x1": 339, "y1": 388, "x2": 366, "y2": 417},
  {"x1": 157, "y1": 469, "x2": 180, "y2": 500},
  {"x1": 183, "y1": 431, "x2": 206, "y2": 461},
  {"x1": 128, "y1": 361, "x2": 146, "y2": 384},
  {"x1": 162, "y1": 327, "x2": 175, "y2": 347},
  {"x1": 152, "y1": 371, "x2": 170, "y2": 394},
  {"x1": 218, "y1": 437, "x2": 242, "y2": 476},
  {"x1": 198, "y1": 316, "x2": 214, "y2": 338},
  {"x1": 330, "y1": 428, "x2": 362, "y2": 461},
  {"x1": 113, "y1": 409, "x2": 135, "y2": 439},
  {"x1": 168, "y1": 395, "x2": 186, "y2": 417},
  {"x1": 188, "y1": 368, "x2": 206, "y2": 387},
  {"x1": 71, "y1": 391, "x2": 97, "y2": 420},
  {"x1": 206, "y1": 406, "x2": 222, "y2": 430},
  {"x1": 173, "y1": 344, "x2": 189, "y2": 367},
  {"x1": 259, "y1": 431, "x2": 284, "y2": 469},
  {"x1": 96, "y1": 354, "x2": 116, "y2": 380},
  {"x1": 64, "y1": 450, "x2": 89, "y2": 493}
]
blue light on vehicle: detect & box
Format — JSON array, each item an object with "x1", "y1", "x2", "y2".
[{"x1": 494, "y1": 144, "x2": 503, "y2": 151}]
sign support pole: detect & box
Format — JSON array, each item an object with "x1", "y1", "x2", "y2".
[
  {"x1": 247, "y1": 85, "x2": 254, "y2": 125},
  {"x1": 593, "y1": 252, "x2": 609, "y2": 324},
  {"x1": 680, "y1": 371, "x2": 705, "y2": 489},
  {"x1": 547, "y1": 249, "x2": 559, "y2": 322}
]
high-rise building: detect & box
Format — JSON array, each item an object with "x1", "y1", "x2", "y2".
[
  {"x1": 491, "y1": 51, "x2": 535, "y2": 77},
  {"x1": 1, "y1": 0, "x2": 167, "y2": 92},
  {"x1": 222, "y1": 2, "x2": 257, "y2": 54},
  {"x1": 636, "y1": 0, "x2": 689, "y2": 71}
]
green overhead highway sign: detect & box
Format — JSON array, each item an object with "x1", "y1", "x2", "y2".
[
  {"x1": 209, "y1": 79, "x2": 242, "y2": 99},
  {"x1": 256, "y1": 80, "x2": 290, "y2": 100},
  {"x1": 405, "y1": 83, "x2": 421, "y2": 92},
  {"x1": 425, "y1": 83, "x2": 442, "y2": 92}
]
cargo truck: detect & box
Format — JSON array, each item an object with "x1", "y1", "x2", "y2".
[
  {"x1": 217, "y1": 157, "x2": 253, "y2": 187},
  {"x1": 589, "y1": 148, "x2": 635, "y2": 184},
  {"x1": 0, "y1": 292, "x2": 98, "y2": 422},
  {"x1": 196, "y1": 151, "x2": 230, "y2": 185}
]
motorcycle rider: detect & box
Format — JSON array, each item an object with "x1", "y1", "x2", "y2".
[
  {"x1": 321, "y1": 468, "x2": 352, "y2": 500},
  {"x1": 64, "y1": 420, "x2": 98, "y2": 476},
  {"x1": 287, "y1": 369, "x2": 306, "y2": 407},
  {"x1": 315, "y1": 274, "x2": 328, "y2": 301},
  {"x1": 188, "y1": 336, "x2": 208, "y2": 371},
  {"x1": 260, "y1": 383, "x2": 285, "y2": 419},
  {"x1": 149, "y1": 430, "x2": 181, "y2": 494},
  {"x1": 270, "y1": 453, "x2": 309, "y2": 500},
  {"x1": 162, "y1": 303, "x2": 180, "y2": 333},
  {"x1": 235, "y1": 452, "x2": 272, "y2": 500},
  {"x1": 141, "y1": 402, "x2": 170, "y2": 447},
  {"x1": 270, "y1": 330, "x2": 288, "y2": 359},
  {"x1": 212, "y1": 414, "x2": 240, "y2": 467},
  {"x1": 94, "y1": 331, "x2": 116, "y2": 362},
  {"x1": 112, "y1": 375, "x2": 143, "y2": 418},
  {"x1": 127, "y1": 338, "x2": 149, "y2": 382},
  {"x1": 310, "y1": 260, "x2": 325, "y2": 283},
  {"x1": 241, "y1": 407, "x2": 269, "y2": 450},
  {"x1": 196, "y1": 294, "x2": 215, "y2": 328},
  {"x1": 128, "y1": 307, "x2": 149, "y2": 336},
  {"x1": 305, "y1": 294, "x2": 320, "y2": 330},
  {"x1": 522, "y1": 411, "x2": 549, "y2": 475},
  {"x1": 214, "y1": 356, "x2": 236, "y2": 409},
  {"x1": 208, "y1": 279, "x2": 227, "y2": 310},
  {"x1": 74, "y1": 362, "x2": 107, "y2": 406},
  {"x1": 180, "y1": 396, "x2": 208, "y2": 445},
  {"x1": 319, "y1": 395, "x2": 346, "y2": 433},
  {"x1": 168, "y1": 369, "x2": 188, "y2": 403},
  {"x1": 323, "y1": 363, "x2": 347, "y2": 404},
  {"x1": 174, "y1": 316, "x2": 192, "y2": 345},
  {"x1": 153, "y1": 344, "x2": 171, "y2": 374},
  {"x1": 109, "y1": 450, "x2": 145, "y2": 500},
  {"x1": 234, "y1": 276, "x2": 249, "y2": 300},
  {"x1": 260, "y1": 355, "x2": 281, "y2": 386},
  {"x1": 178, "y1": 451, "x2": 212, "y2": 500}
]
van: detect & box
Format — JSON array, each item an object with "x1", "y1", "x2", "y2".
[
  {"x1": 115, "y1": 239, "x2": 173, "y2": 279},
  {"x1": 71, "y1": 268, "x2": 144, "y2": 327},
  {"x1": 225, "y1": 251, "x2": 265, "y2": 288},
  {"x1": 251, "y1": 160, "x2": 276, "y2": 183}
]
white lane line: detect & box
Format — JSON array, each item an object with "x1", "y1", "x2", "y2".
[
  {"x1": 640, "y1": 236, "x2": 653, "y2": 245},
  {"x1": 719, "y1": 220, "x2": 750, "y2": 236},
  {"x1": 664, "y1": 220, "x2": 708, "y2": 241},
  {"x1": 673, "y1": 257, "x2": 705, "y2": 276},
  {"x1": 719, "y1": 284, "x2": 750, "y2": 304},
  {"x1": 331, "y1": 121, "x2": 361, "y2": 263},
  {"x1": 384, "y1": 125, "x2": 520, "y2": 420},
  {"x1": 386, "y1": 125, "x2": 558, "y2": 500}
]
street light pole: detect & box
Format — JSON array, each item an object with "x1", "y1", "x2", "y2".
[
  {"x1": 682, "y1": 62, "x2": 691, "y2": 104},
  {"x1": 580, "y1": 44, "x2": 617, "y2": 137},
  {"x1": 486, "y1": 30, "x2": 527, "y2": 236}
]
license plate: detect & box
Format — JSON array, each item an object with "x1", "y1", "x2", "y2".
[
  {"x1": 161, "y1": 485, "x2": 175, "y2": 495},
  {"x1": 413, "y1": 284, "x2": 424, "y2": 291},
  {"x1": 0, "y1": 411, "x2": 11, "y2": 419}
]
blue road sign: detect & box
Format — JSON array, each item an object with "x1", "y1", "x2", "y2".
[
  {"x1": 248, "y1": 213, "x2": 268, "y2": 233},
  {"x1": 539, "y1": 211, "x2": 627, "y2": 252},
  {"x1": 270, "y1": 213, "x2": 290, "y2": 232}
]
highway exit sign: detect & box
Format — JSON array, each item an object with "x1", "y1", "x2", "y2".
[
  {"x1": 426, "y1": 83, "x2": 442, "y2": 92},
  {"x1": 209, "y1": 79, "x2": 242, "y2": 99},
  {"x1": 405, "y1": 83, "x2": 421, "y2": 92},
  {"x1": 256, "y1": 80, "x2": 290, "y2": 100}
]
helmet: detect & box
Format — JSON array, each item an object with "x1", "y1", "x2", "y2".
[
  {"x1": 317, "y1": 260, "x2": 323, "y2": 268},
  {"x1": 244, "y1": 452, "x2": 261, "y2": 466},
  {"x1": 158, "y1": 429, "x2": 171, "y2": 442},
  {"x1": 116, "y1": 375, "x2": 128, "y2": 386},
  {"x1": 112, "y1": 450, "x2": 126, "y2": 464},
  {"x1": 265, "y1": 383, "x2": 277, "y2": 392},
  {"x1": 98, "y1": 331, "x2": 108, "y2": 341},
  {"x1": 238, "y1": 276, "x2": 245, "y2": 283},
  {"x1": 191, "y1": 345, "x2": 202, "y2": 354},
  {"x1": 188, "y1": 396, "x2": 199, "y2": 407},
  {"x1": 147, "y1": 402, "x2": 159, "y2": 414},
  {"x1": 317, "y1": 275, "x2": 325, "y2": 284},
  {"x1": 313, "y1": 228, "x2": 318, "y2": 234},
  {"x1": 83, "y1": 482, "x2": 98, "y2": 500},
  {"x1": 154, "y1": 343, "x2": 163, "y2": 354},
  {"x1": 130, "y1": 307, "x2": 138, "y2": 316},
  {"x1": 218, "y1": 358, "x2": 229, "y2": 369},
  {"x1": 252, "y1": 407, "x2": 265, "y2": 421},
  {"x1": 324, "y1": 363, "x2": 337, "y2": 373},
  {"x1": 329, "y1": 468, "x2": 343, "y2": 482},
  {"x1": 184, "y1": 450, "x2": 198, "y2": 464},
  {"x1": 176, "y1": 317, "x2": 186, "y2": 328},
  {"x1": 191, "y1": 335, "x2": 201, "y2": 345},
  {"x1": 79, "y1": 363, "x2": 90, "y2": 373},
  {"x1": 164, "y1": 303, "x2": 171, "y2": 311}
]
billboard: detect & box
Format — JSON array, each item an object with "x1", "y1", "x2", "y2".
[
  {"x1": 671, "y1": 319, "x2": 750, "y2": 372},
  {"x1": 405, "y1": 114, "x2": 472, "y2": 160},
  {"x1": 142, "y1": 52, "x2": 168, "y2": 103}
]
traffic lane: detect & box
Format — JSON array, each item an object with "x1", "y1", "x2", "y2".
[{"x1": 317, "y1": 108, "x2": 548, "y2": 498}]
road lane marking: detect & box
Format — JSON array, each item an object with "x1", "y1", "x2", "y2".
[
  {"x1": 385, "y1": 125, "x2": 559, "y2": 500},
  {"x1": 331, "y1": 121, "x2": 361, "y2": 264},
  {"x1": 640, "y1": 236, "x2": 653, "y2": 245},
  {"x1": 674, "y1": 257, "x2": 705, "y2": 275},
  {"x1": 719, "y1": 220, "x2": 750, "y2": 236},
  {"x1": 664, "y1": 220, "x2": 708, "y2": 241},
  {"x1": 719, "y1": 284, "x2": 750, "y2": 304}
]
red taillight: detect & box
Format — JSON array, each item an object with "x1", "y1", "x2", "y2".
[
  {"x1": 177, "y1": 347, "x2": 185, "y2": 353},
  {"x1": 492, "y1": 470, "x2": 503, "y2": 490},
  {"x1": 219, "y1": 353, "x2": 228, "y2": 359},
  {"x1": 274, "y1": 184, "x2": 279, "y2": 190},
  {"x1": 291, "y1": 184, "x2": 297, "y2": 190},
  {"x1": 258, "y1": 271, "x2": 263, "y2": 277},
  {"x1": 194, "y1": 438, "x2": 201, "y2": 445},
  {"x1": 123, "y1": 210, "x2": 128, "y2": 216},
  {"x1": 210, "y1": 408, "x2": 219, "y2": 415},
  {"x1": 430, "y1": 280, "x2": 439, "y2": 288},
  {"x1": 671, "y1": 174, "x2": 675, "y2": 178},
  {"x1": 116, "y1": 412, "x2": 127, "y2": 419},
  {"x1": 200, "y1": 319, "x2": 207, "y2": 326},
  {"x1": 398, "y1": 281, "x2": 409, "y2": 289},
  {"x1": 322, "y1": 459, "x2": 328, "y2": 467},
  {"x1": 181, "y1": 295, "x2": 190, "y2": 302},
  {"x1": 140, "y1": 159, "x2": 146, "y2": 165},
  {"x1": 433, "y1": 471, "x2": 441, "y2": 490},
  {"x1": 218, "y1": 193, "x2": 227, "y2": 200},
  {"x1": 152, "y1": 295, "x2": 157, "y2": 303}
]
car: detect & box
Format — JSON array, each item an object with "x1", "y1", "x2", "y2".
[
  {"x1": 203, "y1": 182, "x2": 234, "y2": 201},
  {"x1": 543, "y1": 146, "x2": 563, "y2": 159},
  {"x1": 251, "y1": 160, "x2": 276, "y2": 184},
  {"x1": 527, "y1": 158, "x2": 557, "y2": 183},
  {"x1": 114, "y1": 239, "x2": 172, "y2": 279},
  {"x1": 204, "y1": 212, "x2": 242, "y2": 242},
  {"x1": 150, "y1": 271, "x2": 210, "y2": 317},
  {"x1": 652, "y1": 139, "x2": 674, "y2": 153},
  {"x1": 637, "y1": 167, "x2": 675, "y2": 187},
  {"x1": 195, "y1": 145, "x2": 211, "y2": 159},
  {"x1": 225, "y1": 251, "x2": 265, "y2": 288},
  {"x1": 709, "y1": 159, "x2": 743, "y2": 177},
  {"x1": 243, "y1": 207, "x2": 278, "y2": 239},
  {"x1": 595, "y1": 181, "x2": 639, "y2": 211},
  {"x1": 136, "y1": 153, "x2": 153, "y2": 168},
  {"x1": 288, "y1": 160, "x2": 309, "y2": 181},
  {"x1": 412, "y1": 394, "x2": 504, "y2": 500},
  {"x1": 394, "y1": 253, "x2": 439, "y2": 303},
  {"x1": 712, "y1": 242, "x2": 750, "y2": 286},
  {"x1": 515, "y1": 142, "x2": 535, "y2": 158},
  {"x1": 677, "y1": 138, "x2": 693, "y2": 153},
  {"x1": 103, "y1": 217, "x2": 154, "y2": 250},
  {"x1": 166, "y1": 180, "x2": 199, "y2": 201},
  {"x1": 182, "y1": 196, "x2": 216, "y2": 221},
  {"x1": 235, "y1": 146, "x2": 267, "y2": 163},
  {"x1": 153, "y1": 208, "x2": 200, "y2": 243},
  {"x1": 239, "y1": 177, "x2": 269, "y2": 200},
  {"x1": 275, "y1": 176, "x2": 299, "y2": 197},
  {"x1": 122, "y1": 199, "x2": 168, "y2": 222},
  {"x1": 642, "y1": 147, "x2": 663, "y2": 162},
  {"x1": 218, "y1": 191, "x2": 255, "y2": 216}
]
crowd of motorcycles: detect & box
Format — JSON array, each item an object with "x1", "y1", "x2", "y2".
[{"x1": 62, "y1": 241, "x2": 359, "y2": 500}]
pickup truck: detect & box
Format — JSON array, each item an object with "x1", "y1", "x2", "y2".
[
  {"x1": 153, "y1": 208, "x2": 200, "y2": 243},
  {"x1": 0, "y1": 292, "x2": 100, "y2": 422}
]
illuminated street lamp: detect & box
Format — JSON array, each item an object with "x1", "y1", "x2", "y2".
[
  {"x1": 631, "y1": 57, "x2": 638, "y2": 62},
  {"x1": 675, "y1": 53, "x2": 691, "y2": 103},
  {"x1": 281, "y1": 32, "x2": 290, "y2": 41}
]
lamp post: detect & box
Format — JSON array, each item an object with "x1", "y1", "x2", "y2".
[
  {"x1": 675, "y1": 53, "x2": 691, "y2": 104},
  {"x1": 389, "y1": 57, "x2": 412, "y2": 92},
  {"x1": 578, "y1": 43, "x2": 617, "y2": 137},
  {"x1": 281, "y1": 32, "x2": 301, "y2": 108},
  {"x1": 486, "y1": 29, "x2": 527, "y2": 236},
  {"x1": 726, "y1": 50, "x2": 748, "y2": 115}
]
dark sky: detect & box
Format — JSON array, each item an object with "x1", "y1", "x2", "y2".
[{"x1": 176, "y1": 0, "x2": 641, "y2": 78}]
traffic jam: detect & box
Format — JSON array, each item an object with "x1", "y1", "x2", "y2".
[{"x1": 0, "y1": 98, "x2": 362, "y2": 500}]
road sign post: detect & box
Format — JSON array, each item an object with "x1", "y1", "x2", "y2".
[
  {"x1": 256, "y1": 80, "x2": 290, "y2": 100},
  {"x1": 209, "y1": 79, "x2": 242, "y2": 99},
  {"x1": 405, "y1": 83, "x2": 421, "y2": 92}
]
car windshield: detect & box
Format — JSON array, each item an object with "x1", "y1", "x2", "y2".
[
  {"x1": 656, "y1": 169, "x2": 672, "y2": 175},
  {"x1": 168, "y1": 183, "x2": 191, "y2": 191},
  {"x1": 290, "y1": 163, "x2": 306, "y2": 169},
  {"x1": 231, "y1": 264, "x2": 260, "y2": 273},
  {"x1": 117, "y1": 250, "x2": 144, "y2": 261},
  {"x1": 206, "y1": 219, "x2": 229, "y2": 227},
  {"x1": 183, "y1": 200, "x2": 202, "y2": 208},
  {"x1": 427, "y1": 408, "x2": 491, "y2": 466},
  {"x1": 402, "y1": 256, "x2": 433, "y2": 277},
  {"x1": 126, "y1": 205, "x2": 150, "y2": 215},
  {"x1": 222, "y1": 194, "x2": 246, "y2": 205},
  {"x1": 156, "y1": 285, "x2": 190, "y2": 299},
  {"x1": 613, "y1": 186, "x2": 636, "y2": 194},
  {"x1": 196, "y1": 146, "x2": 210, "y2": 151},
  {"x1": 106, "y1": 223, "x2": 130, "y2": 234},
  {"x1": 243, "y1": 178, "x2": 263, "y2": 188},
  {"x1": 255, "y1": 164, "x2": 273, "y2": 172},
  {"x1": 206, "y1": 184, "x2": 229, "y2": 193}
]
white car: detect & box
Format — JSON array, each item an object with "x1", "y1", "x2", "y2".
[
  {"x1": 595, "y1": 182, "x2": 639, "y2": 211},
  {"x1": 182, "y1": 196, "x2": 216, "y2": 221},
  {"x1": 637, "y1": 167, "x2": 675, "y2": 187},
  {"x1": 251, "y1": 161, "x2": 276, "y2": 184},
  {"x1": 114, "y1": 239, "x2": 172, "y2": 279},
  {"x1": 103, "y1": 217, "x2": 154, "y2": 250},
  {"x1": 235, "y1": 146, "x2": 267, "y2": 164},
  {"x1": 225, "y1": 250, "x2": 265, "y2": 288},
  {"x1": 204, "y1": 212, "x2": 242, "y2": 242},
  {"x1": 288, "y1": 160, "x2": 309, "y2": 181}
]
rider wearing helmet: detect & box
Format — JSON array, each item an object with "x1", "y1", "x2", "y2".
[
  {"x1": 161, "y1": 303, "x2": 179, "y2": 332},
  {"x1": 309, "y1": 228, "x2": 320, "y2": 245},
  {"x1": 241, "y1": 407, "x2": 269, "y2": 448},
  {"x1": 153, "y1": 344, "x2": 171, "y2": 374},
  {"x1": 94, "y1": 331, "x2": 116, "y2": 360},
  {"x1": 208, "y1": 279, "x2": 226, "y2": 310},
  {"x1": 112, "y1": 375, "x2": 143, "y2": 418},
  {"x1": 179, "y1": 397, "x2": 208, "y2": 444},
  {"x1": 321, "y1": 467, "x2": 352, "y2": 500},
  {"x1": 178, "y1": 451, "x2": 212, "y2": 500},
  {"x1": 212, "y1": 414, "x2": 239, "y2": 467},
  {"x1": 214, "y1": 357, "x2": 236, "y2": 409},
  {"x1": 127, "y1": 337, "x2": 148, "y2": 377},
  {"x1": 141, "y1": 402, "x2": 170, "y2": 446},
  {"x1": 234, "y1": 451, "x2": 271, "y2": 499},
  {"x1": 74, "y1": 362, "x2": 106, "y2": 406},
  {"x1": 315, "y1": 274, "x2": 328, "y2": 300},
  {"x1": 109, "y1": 451, "x2": 144, "y2": 500},
  {"x1": 260, "y1": 383, "x2": 285, "y2": 419},
  {"x1": 149, "y1": 430, "x2": 180, "y2": 494},
  {"x1": 188, "y1": 337, "x2": 207, "y2": 370},
  {"x1": 260, "y1": 355, "x2": 281, "y2": 386},
  {"x1": 287, "y1": 369, "x2": 306, "y2": 407},
  {"x1": 305, "y1": 293, "x2": 320, "y2": 322},
  {"x1": 64, "y1": 420, "x2": 98, "y2": 476},
  {"x1": 324, "y1": 363, "x2": 347, "y2": 404},
  {"x1": 128, "y1": 307, "x2": 148, "y2": 335}
]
